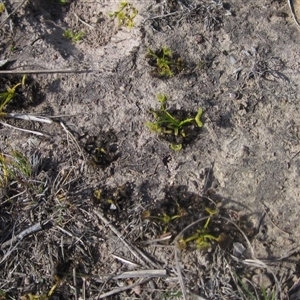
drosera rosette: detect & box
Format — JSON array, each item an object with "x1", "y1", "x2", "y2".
[{"x1": 146, "y1": 93, "x2": 203, "y2": 150}]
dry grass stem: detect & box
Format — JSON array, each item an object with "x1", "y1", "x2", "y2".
[
  {"x1": 73, "y1": 12, "x2": 95, "y2": 29},
  {"x1": 73, "y1": 267, "x2": 78, "y2": 300},
  {"x1": 94, "y1": 210, "x2": 161, "y2": 269},
  {"x1": 98, "y1": 278, "x2": 151, "y2": 299},
  {"x1": 1, "y1": 222, "x2": 42, "y2": 249},
  {"x1": 5, "y1": 113, "x2": 53, "y2": 123},
  {"x1": 111, "y1": 254, "x2": 141, "y2": 268},
  {"x1": 0, "y1": 0, "x2": 27, "y2": 27},
  {"x1": 113, "y1": 269, "x2": 167, "y2": 279},
  {"x1": 0, "y1": 121, "x2": 46, "y2": 136},
  {"x1": 0, "y1": 69, "x2": 96, "y2": 74}
]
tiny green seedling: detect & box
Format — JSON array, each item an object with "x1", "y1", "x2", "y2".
[
  {"x1": 146, "y1": 94, "x2": 203, "y2": 150},
  {"x1": 177, "y1": 208, "x2": 221, "y2": 250},
  {"x1": 146, "y1": 47, "x2": 184, "y2": 77},
  {"x1": 63, "y1": 29, "x2": 85, "y2": 43},
  {"x1": 58, "y1": 0, "x2": 70, "y2": 5},
  {"x1": 142, "y1": 204, "x2": 187, "y2": 233},
  {"x1": 0, "y1": 75, "x2": 54, "y2": 135},
  {"x1": 109, "y1": 1, "x2": 138, "y2": 28},
  {"x1": 0, "y1": 75, "x2": 25, "y2": 118},
  {"x1": 0, "y1": 3, "x2": 5, "y2": 14}
]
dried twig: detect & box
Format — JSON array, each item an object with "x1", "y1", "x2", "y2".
[
  {"x1": 174, "y1": 247, "x2": 186, "y2": 300},
  {"x1": 94, "y1": 210, "x2": 161, "y2": 269},
  {"x1": 82, "y1": 277, "x2": 86, "y2": 300},
  {"x1": 55, "y1": 225, "x2": 85, "y2": 247},
  {"x1": 0, "y1": 121, "x2": 47, "y2": 136},
  {"x1": 113, "y1": 269, "x2": 167, "y2": 279},
  {"x1": 111, "y1": 254, "x2": 141, "y2": 268},
  {"x1": 0, "y1": 0, "x2": 27, "y2": 27},
  {"x1": 5, "y1": 113, "x2": 53, "y2": 124},
  {"x1": 73, "y1": 12, "x2": 95, "y2": 29},
  {"x1": 73, "y1": 268, "x2": 78, "y2": 300},
  {"x1": 289, "y1": 0, "x2": 300, "y2": 28},
  {"x1": 1, "y1": 222, "x2": 42, "y2": 249},
  {"x1": 0, "y1": 69, "x2": 96, "y2": 74},
  {"x1": 98, "y1": 278, "x2": 151, "y2": 299},
  {"x1": 173, "y1": 216, "x2": 210, "y2": 300}
]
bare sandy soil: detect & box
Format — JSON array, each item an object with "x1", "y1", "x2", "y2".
[{"x1": 1, "y1": 0, "x2": 300, "y2": 299}]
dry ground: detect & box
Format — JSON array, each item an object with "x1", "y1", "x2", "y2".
[{"x1": 1, "y1": 0, "x2": 300, "y2": 299}]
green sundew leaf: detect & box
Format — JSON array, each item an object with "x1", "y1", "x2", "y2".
[
  {"x1": 145, "y1": 121, "x2": 162, "y2": 133},
  {"x1": 58, "y1": 0, "x2": 68, "y2": 5},
  {"x1": 181, "y1": 129, "x2": 186, "y2": 137},
  {"x1": 156, "y1": 58, "x2": 168, "y2": 68},
  {"x1": 173, "y1": 127, "x2": 179, "y2": 136},
  {"x1": 120, "y1": 0, "x2": 128, "y2": 9},
  {"x1": 156, "y1": 93, "x2": 168, "y2": 104},
  {"x1": 178, "y1": 117, "x2": 194, "y2": 127},
  {"x1": 127, "y1": 19, "x2": 134, "y2": 28},
  {"x1": 205, "y1": 207, "x2": 218, "y2": 216},
  {"x1": 195, "y1": 108, "x2": 203, "y2": 127},
  {"x1": 147, "y1": 48, "x2": 157, "y2": 58},
  {"x1": 117, "y1": 11, "x2": 126, "y2": 21},
  {"x1": 163, "y1": 110, "x2": 179, "y2": 125},
  {"x1": 162, "y1": 46, "x2": 172, "y2": 57},
  {"x1": 161, "y1": 213, "x2": 171, "y2": 224},
  {"x1": 131, "y1": 8, "x2": 138, "y2": 19},
  {"x1": 177, "y1": 238, "x2": 187, "y2": 249},
  {"x1": 0, "y1": 3, "x2": 5, "y2": 14},
  {"x1": 170, "y1": 144, "x2": 182, "y2": 151},
  {"x1": 0, "y1": 92, "x2": 10, "y2": 110},
  {"x1": 195, "y1": 238, "x2": 211, "y2": 249},
  {"x1": 0, "y1": 82, "x2": 22, "y2": 112},
  {"x1": 160, "y1": 67, "x2": 173, "y2": 77},
  {"x1": 93, "y1": 189, "x2": 102, "y2": 199}
]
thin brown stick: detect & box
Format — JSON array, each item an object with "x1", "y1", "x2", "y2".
[
  {"x1": 0, "y1": 69, "x2": 96, "y2": 74},
  {"x1": 82, "y1": 277, "x2": 86, "y2": 300},
  {"x1": 289, "y1": 0, "x2": 300, "y2": 27},
  {"x1": 174, "y1": 247, "x2": 187, "y2": 300},
  {"x1": 173, "y1": 216, "x2": 210, "y2": 300},
  {"x1": 93, "y1": 210, "x2": 161, "y2": 269},
  {"x1": 1, "y1": 222, "x2": 42, "y2": 249},
  {"x1": 113, "y1": 269, "x2": 167, "y2": 279},
  {"x1": 73, "y1": 268, "x2": 78, "y2": 300},
  {"x1": 73, "y1": 12, "x2": 95, "y2": 29},
  {"x1": 111, "y1": 254, "x2": 141, "y2": 268},
  {"x1": 0, "y1": 121, "x2": 46, "y2": 136},
  {"x1": 0, "y1": 0, "x2": 27, "y2": 27},
  {"x1": 98, "y1": 278, "x2": 151, "y2": 299}
]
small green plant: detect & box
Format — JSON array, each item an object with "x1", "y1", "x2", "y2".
[
  {"x1": 146, "y1": 47, "x2": 184, "y2": 77},
  {"x1": 142, "y1": 203, "x2": 187, "y2": 233},
  {"x1": 0, "y1": 3, "x2": 5, "y2": 14},
  {"x1": 58, "y1": 0, "x2": 70, "y2": 5},
  {"x1": 0, "y1": 149, "x2": 32, "y2": 188},
  {"x1": 261, "y1": 287, "x2": 276, "y2": 300},
  {"x1": 146, "y1": 94, "x2": 203, "y2": 150},
  {"x1": 0, "y1": 75, "x2": 25, "y2": 118},
  {"x1": 177, "y1": 208, "x2": 221, "y2": 250},
  {"x1": 63, "y1": 29, "x2": 85, "y2": 43},
  {"x1": 234, "y1": 274, "x2": 276, "y2": 300},
  {"x1": 109, "y1": 1, "x2": 138, "y2": 28}
]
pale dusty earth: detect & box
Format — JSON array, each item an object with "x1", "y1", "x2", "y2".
[{"x1": 1, "y1": 0, "x2": 300, "y2": 299}]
